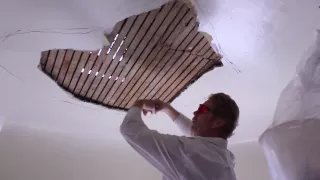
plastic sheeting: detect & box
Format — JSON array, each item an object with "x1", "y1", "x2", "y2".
[{"x1": 259, "y1": 30, "x2": 320, "y2": 180}]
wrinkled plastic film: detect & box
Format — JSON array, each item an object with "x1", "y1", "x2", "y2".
[{"x1": 259, "y1": 30, "x2": 320, "y2": 180}]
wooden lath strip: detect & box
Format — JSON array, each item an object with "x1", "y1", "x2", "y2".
[
  {"x1": 123, "y1": 4, "x2": 197, "y2": 108},
  {"x1": 125, "y1": 49, "x2": 179, "y2": 108},
  {"x1": 139, "y1": 50, "x2": 186, "y2": 100},
  {"x1": 170, "y1": 18, "x2": 197, "y2": 49},
  {"x1": 57, "y1": 49, "x2": 74, "y2": 85},
  {"x1": 120, "y1": 47, "x2": 174, "y2": 107},
  {"x1": 150, "y1": 28, "x2": 207, "y2": 100},
  {"x1": 159, "y1": 55, "x2": 204, "y2": 101},
  {"x1": 40, "y1": 50, "x2": 49, "y2": 70},
  {"x1": 191, "y1": 38, "x2": 208, "y2": 54},
  {"x1": 68, "y1": 51, "x2": 90, "y2": 92},
  {"x1": 73, "y1": 52, "x2": 98, "y2": 95},
  {"x1": 164, "y1": 57, "x2": 210, "y2": 102},
  {"x1": 86, "y1": 19, "x2": 126, "y2": 100},
  {"x1": 102, "y1": 9, "x2": 160, "y2": 105},
  {"x1": 163, "y1": 9, "x2": 196, "y2": 47},
  {"x1": 45, "y1": 50, "x2": 58, "y2": 75},
  {"x1": 176, "y1": 23, "x2": 199, "y2": 51},
  {"x1": 108, "y1": 1, "x2": 176, "y2": 106},
  {"x1": 159, "y1": 3, "x2": 190, "y2": 46},
  {"x1": 151, "y1": 53, "x2": 197, "y2": 100},
  {"x1": 94, "y1": 16, "x2": 137, "y2": 101},
  {"x1": 63, "y1": 51, "x2": 82, "y2": 87},
  {"x1": 117, "y1": 2, "x2": 191, "y2": 108},
  {"x1": 51, "y1": 50, "x2": 66, "y2": 80},
  {"x1": 79, "y1": 47, "x2": 109, "y2": 97},
  {"x1": 95, "y1": 13, "x2": 148, "y2": 103},
  {"x1": 113, "y1": 1, "x2": 184, "y2": 107}
]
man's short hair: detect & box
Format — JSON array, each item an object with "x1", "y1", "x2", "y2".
[{"x1": 209, "y1": 93, "x2": 239, "y2": 139}]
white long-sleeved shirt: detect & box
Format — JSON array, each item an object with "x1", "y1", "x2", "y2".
[{"x1": 120, "y1": 107, "x2": 236, "y2": 180}]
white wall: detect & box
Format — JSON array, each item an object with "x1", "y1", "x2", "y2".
[
  {"x1": 0, "y1": 122, "x2": 161, "y2": 180},
  {"x1": 230, "y1": 141, "x2": 271, "y2": 180}
]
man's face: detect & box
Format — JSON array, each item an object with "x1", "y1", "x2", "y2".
[
  {"x1": 191, "y1": 100, "x2": 224, "y2": 136},
  {"x1": 191, "y1": 100, "x2": 214, "y2": 136}
]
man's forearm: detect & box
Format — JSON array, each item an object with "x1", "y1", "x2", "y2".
[{"x1": 162, "y1": 104, "x2": 180, "y2": 121}]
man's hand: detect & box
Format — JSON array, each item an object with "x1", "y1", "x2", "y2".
[
  {"x1": 132, "y1": 100, "x2": 157, "y2": 116},
  {"x1": 132, "y1": 99, "x2": 180, "y2": 120}
]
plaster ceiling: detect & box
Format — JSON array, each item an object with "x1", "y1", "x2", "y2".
[{"x1": 0, "y1": 0, "x2": 319, "y2": 144}]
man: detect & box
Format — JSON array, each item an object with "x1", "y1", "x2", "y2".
[{"x1": 120, "y1": 93, "x2": 239, "y2": 180}]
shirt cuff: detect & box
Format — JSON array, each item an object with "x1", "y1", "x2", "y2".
[{"x1": 127, "y1": 107, "x2": 142, "y2": 117}]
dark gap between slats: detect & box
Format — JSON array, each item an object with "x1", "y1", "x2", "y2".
[
  {"x1": 155, "y1": 36, "x2": 205, "y2": 100},
  {"x1": 91, "y1": 18, "x2": 129, "y2": 101},
  {"x1": 72, "y1": 53, "x2": 92, "y2": 94},
  {"x1": 122, "y1": 47, "x2": 172, "y2": 107},
  {"x1": 139, "y1": 51, "x2": 185, "y2": 100},
  {"x1": 60, "y1": 51, "x2": 74, "y2": 83},
  {"x1": 100, "y1": 13, "x2": 150, "y2": 103},
  {"x1": 43, "y1": 50, "x2": 51, "y2": 72},
  {"x1": 162, "y1": 8, "x2": 190, "y2": 44},
  {"x1": 110, "y1": 3, "x2": 173, "y2": 105},
  {"x1": 49, "y1": 50, "x2": 59, "y2": 76},
  {"x1": 125, "y1": 48, "x2": 176, "y2": 107},
  {"x1": 78, "y1": 55, "x2": 99, "y2": 96},
  {"x1": 114, "y1": 1, "x2": 180, "y2": 107},
  {"x1": 97, "y1": 15, "x2": 140, "y2": 102},
  {"x1": 105, "y1": 7, "x2": 164, "y2": 104},
  {"x1": 67, "y1": 52, "x2": 83, "y2": 89},
  {"x1": 162, "y1": 57, "x2": 204, "y2": 101},
  {"x1": 148, "y1": 31, "x2": 202, "y2": 99}
]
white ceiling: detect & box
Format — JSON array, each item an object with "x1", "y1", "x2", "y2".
[{"x1": 0, "y1": 0, "x2": 319, "y2": 145}]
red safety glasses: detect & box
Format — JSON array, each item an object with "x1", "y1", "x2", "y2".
[{"x1": 196, "y1": 104, "x2": 213, "y2": 114}]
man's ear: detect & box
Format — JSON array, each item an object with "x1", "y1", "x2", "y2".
[{"x1": 212, "y1": 119, "x2": 226, "y2": 128}]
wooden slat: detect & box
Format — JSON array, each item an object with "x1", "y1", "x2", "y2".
[
  {"x1": 160, "y1": 56, "x2": 203, "y2": 101},
  {"x1": 51, "y1": 50, "x2": 66, "y2": 81},
  {"x1": 140, "y1": 51, "x2": 185, "y2": 100},
  {"x1": 45, "y1": 49, "x2": 58, "y2": 75},
  {"x1": 164, "y1": 58, "x2": 210, "y2": 102},
  {"x1": 125, "y1": 49, "x2": 177, "y2": 108},
  {"x1": 176, "y1": 24, "x2": 199, "y2": 51},
  {"x1": 120, "y1": 47, "x2": 172, "y2": 107},
  {"x1": 89, "y1": 16, "x2": 136, "y2": 101},
  {"x1": 57, "y1": 50, "x2": 74, "y2": 85},
  {"x1": 80, "y1": 47, "x2": 109, "y2": 97},
  {"x1": 108, "y1": 1, "x2": 176, "y2": 106},
  {"x1": 151, "y1": 54, "x2": 196, "y2": 100},
  {"x1": 102, "y1": 9, "x2": 160, "y2": 105},
  {"x1": 95, "y1": 14, "x2": 146, "y2": 102},
  {"x1": 160, "y1": 4, "x2": 189, "y2": 45},
  {"x1": 203, "y1": 48, "x2": 214, "y2": 59},
  {"x1": 123, "y1": 6, "x2": 196, "y2": 108},
  {"x1": 73, "y1": 52, "x2": 98, "y2": 95},
  {"x1": 186, "y1": 33, "x2": 203, "y2": 52},
  {"x1": 163, "y1": 8, "x2": 196, "y2": 47},
  {"x1": 112, "y1": 1, "x2": 184, "y2": 107},
  {"x1": 63, "y1": 51, "x2": 82, "y2": 87},
  {"x1": 40, "y1": 51, "x2": 49, "y2": 70},
  {"x1": 191, "y1": 38, "x2": 208, "y2": 54},
  {"x1": 68, "y1": 51, "x2": 90, "y2": 92},
  {"x1": 198, "y1": 43, "x2": 211, "y2": 56},
  {"x1": 171, "y1": 18, "x2": 197, "y2": 49}
]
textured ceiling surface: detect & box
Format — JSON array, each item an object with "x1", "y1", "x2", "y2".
[{"x1": 39, "y1": 0, "x2": 222, "y2": 110}]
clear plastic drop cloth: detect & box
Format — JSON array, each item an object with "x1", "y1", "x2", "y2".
[{"x1": 259, "y1": 30, "x2": 320, "y2": 180}]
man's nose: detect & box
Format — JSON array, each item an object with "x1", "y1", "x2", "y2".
[{"x1": 193, "y1": 111, "x2": 198, "y2": 116}]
